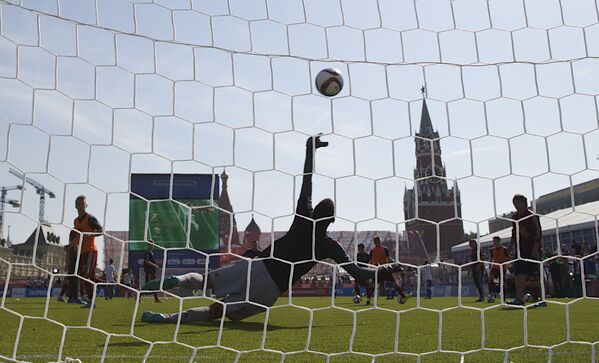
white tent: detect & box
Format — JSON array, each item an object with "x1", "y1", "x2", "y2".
[{"x1": 452, "y1": 200, "x2": 599, "y2": 254}]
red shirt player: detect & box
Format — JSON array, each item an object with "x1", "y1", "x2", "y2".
[
  {"x1": 369, "y1": 236, "x2": 409, "y2": 304},
  {"x1": 488, "y1": 236, "x2": 509, "y2": 301}
]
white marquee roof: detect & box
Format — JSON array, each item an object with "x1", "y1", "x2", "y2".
[{"x1": 452, "y1": 200, "x2": 599, "y2": 253}]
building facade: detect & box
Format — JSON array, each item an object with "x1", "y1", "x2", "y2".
[
  {"x1": 0, "y1": 225, "x2": 65, "y2": 280},
  {"x1": 104, "y1": 231, "x2": 129, "y2": 269}
]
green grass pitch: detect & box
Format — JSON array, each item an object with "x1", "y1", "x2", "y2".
[{"x1": 1, "y1": 296, "x2": 598, "y2": 362}]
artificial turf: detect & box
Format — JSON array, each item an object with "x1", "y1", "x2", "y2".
[{"x1": 1, "y1": 296, "x2": 598, "y2": 362}]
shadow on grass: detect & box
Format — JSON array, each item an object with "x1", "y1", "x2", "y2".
[
  {"x1": 132, "y1": 320, "x2": 356, "y2": 332},
  {"x1": 180, "y1": 321, "x2": 305, "y2": 333},
  {"x1": 98, "y1": 341, "x2": 149, "y2": 347},
  {"x1": 498, "y1": 305, "x2": 547, "y2": 311}
]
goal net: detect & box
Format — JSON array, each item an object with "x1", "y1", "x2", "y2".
[{"x1": 1, "y1": 0, "x2": 598, "y2": 362}]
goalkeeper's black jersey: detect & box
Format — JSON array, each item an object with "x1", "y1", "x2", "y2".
[
  {"x1": 356, "y1": 252, "x2": 371, "y2": 266},
  {"x1": 260, "y1": 146, "x2": 377, "y2": 293},
  {"x1": 260, "y1": 200, "x2": 360, "y2": 293}
]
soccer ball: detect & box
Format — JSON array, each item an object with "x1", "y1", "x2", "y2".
[
  {"x1": 524, "y1": 293, "x2": 533, "y2": 302},
  {"x1": 315, "y1": 68, "x2": 344, "y2": 97},
  {"x1": 353, "y1": 295, "x2": 362, "y2": 304}
]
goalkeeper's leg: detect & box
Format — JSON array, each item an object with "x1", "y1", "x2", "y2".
[
  {"x1": 142, "y1": 260, "x2": 279, "y2": 323},
  {"x1": 142, "y1": 302, "x2": 223, "y2": 323},
  {"x1": 143, "y1": 272, "x2": 207, "y2": 291},
  {"x1": 177, "y1": 272, "x2": 208, "y2": 290},
  {"x1": 143, "y1": 296, "x2": 275, "y2": 323},
  {"x1": 141, "y1": 274, "x2": 220, "y2": 324},
  {"x1": 177, "y1": 303, "x2": 223, "y2": 322}
]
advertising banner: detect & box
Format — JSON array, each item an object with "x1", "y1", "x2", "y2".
[
  {"x1": 129, "y1": 174, "x2": 220, "y2": 270},
  {"x1": 12, "y1": 288, "x2": 26, "y2": 298}
]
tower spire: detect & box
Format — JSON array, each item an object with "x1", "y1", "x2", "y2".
[
  {"x1": 405, "y1": 85, "x2": 464, "y2": 256},
  {"x1": 219, "y1": 169, "x2": 231, "y2": 211},
  {"x1": 418, "y1": 86, "x2": 434, "y2": 138},
  {"x1": 219, "y1": 169, "x2": 240, "y2": 246}
]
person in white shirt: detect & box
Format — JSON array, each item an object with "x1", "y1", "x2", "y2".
[
  {"x1": 122, "y1": 270, "x2": 134, "y2": 299},
  {"x1": 104, "y1": 259, "x2": 116, "y2": 300}
]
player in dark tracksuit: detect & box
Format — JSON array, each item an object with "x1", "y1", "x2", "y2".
[
  {"x1": 144, "y1": 242, "x2": 162, "y2": 303},
  {"x1": 64, "y1": 239, "x2": 84, "y2": 304},
  {"x1": 353, "y1": 243, "x2": 372, "y2": 301},
  {"x1": 507, "y1": 194, "x2": 544, "y2": 306}
]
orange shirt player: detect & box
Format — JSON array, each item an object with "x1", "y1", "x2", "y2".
[
  {"x1": 487, "y1": 236, "x2": 509, "y2": 302},
  {"x1": 369, "y1": 236, "x2": 391, "y2": 266},
  {"x1": 71, "y1": 195, "x2": 103, "y2": 307},
  {"x1": 369, "y1": 236, "x2": 410, "y2": 304}
]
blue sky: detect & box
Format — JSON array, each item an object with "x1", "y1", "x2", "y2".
[{"x1": 1, "y1": 0, "x2": 599, "y2": 261}]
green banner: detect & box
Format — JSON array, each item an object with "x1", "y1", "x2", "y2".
[{"x1": 129, "y1": 199, "x2": 219, "y2": 251}]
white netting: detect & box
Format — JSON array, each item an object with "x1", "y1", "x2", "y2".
[{"x1": 1, "y1": 0, "x2": 599, "y2": 362}]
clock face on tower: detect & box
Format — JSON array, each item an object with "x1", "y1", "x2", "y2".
[{"x1": 424, "y1": 166, "x2": 444, "y2": 183}]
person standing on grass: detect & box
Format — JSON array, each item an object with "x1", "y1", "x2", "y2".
[
  {"x1": 122, "y1": 270, "x2": 134, "y2": 298},
  {"x1": 103, "y1": 258, "x2": 116, "y2": 300},
  {"x1": 64, "y1": 235, "x2": 85, "y2": 304},
  {"x1": 143, "y1": 241, "x2": 163, "y2": 303},
  {"x1": 56, "y1": 245, "x2": 70, "y2": 302},
  {"x1": 140, "y1": 135, "x2": 404, "y2": 324},
  {"x1": 423, "y1": 261, "x2": 433, "y2": 299},
  {"x1": 507, "y1": 194, "x2": 545, "y2": 307},
  {"x1": 469, "y1": 240, "x2": 485, "y2": 302},
  {"x1": 488, "y1": 236, "x2": 509, "y2": 302},
  {"x1": 548, "y1": 254, "x2": 567, "y2": 298},
  {"x1": 353, "y1": 243, "x2": 373, "y2": 304},
  {"x1": 369, "y1": 236, "x2": 409, "y2": 303},
  {"x1": 72, "y1": 195, "x2": 103, "y2": 308}
]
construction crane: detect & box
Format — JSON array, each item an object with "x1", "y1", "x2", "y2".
[
  {"x1": 9, "y1": 168, "x2": 55, "y2": 224},
  {"x1": 0, "y1": 184, "x2": 22, "y2": 242}
]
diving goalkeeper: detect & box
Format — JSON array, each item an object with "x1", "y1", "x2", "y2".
[{"x1": 141, "y1": 135, "x2": 400, "y2": 323}]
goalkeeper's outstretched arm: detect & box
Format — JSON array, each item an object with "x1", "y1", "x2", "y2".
[{"x1": 296, "y1": 135, "x2": 328, "y2": 217}]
